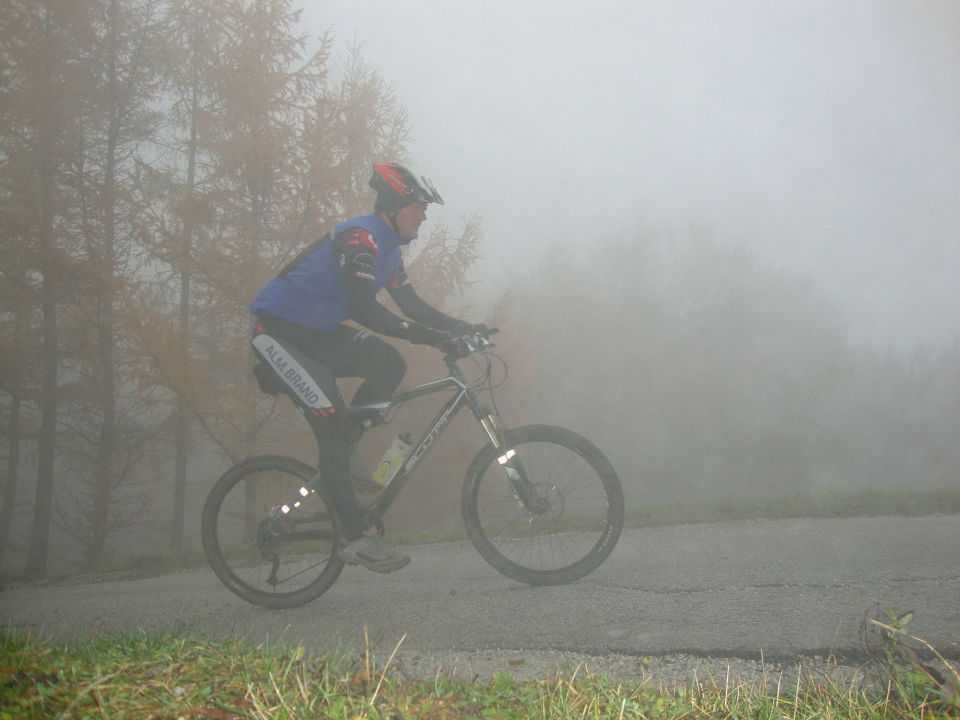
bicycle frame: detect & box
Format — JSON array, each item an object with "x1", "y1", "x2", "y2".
[
  {"x1": 349, "y1": 359, "x2": 502, "y2": 517},
  {"x1": 272, "y1": 353, "x2": 539, "y2": 528}
]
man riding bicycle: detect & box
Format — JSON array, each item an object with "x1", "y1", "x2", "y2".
[{"x1": 249, "y1": 163, "x2": 483, "y2": 573}]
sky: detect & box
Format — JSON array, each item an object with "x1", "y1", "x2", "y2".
[{"x1": 300, "y1": 0, "x2": 960, "y2": 353}]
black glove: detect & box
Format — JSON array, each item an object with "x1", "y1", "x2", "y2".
[
  {"x1": 437, "y1": 334, "x2": 471, "y2": 358},
  {"x1": 453, "y1": 321, "x2": 491, "y2": 337},
  {"x1": 404, "y1": 322, "x2": 448, "y2": 346}
]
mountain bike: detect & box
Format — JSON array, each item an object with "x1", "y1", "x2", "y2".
[{"x1": 201, "y1": 330, "x2": 624, "y2": 608}]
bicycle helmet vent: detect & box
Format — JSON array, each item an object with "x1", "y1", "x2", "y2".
[{"x1": 370, "y1": 162, "x2": 444, "y2": 211}]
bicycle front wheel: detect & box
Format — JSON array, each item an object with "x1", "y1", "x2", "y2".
[
  {"x1": 201, "y1": 455, "x2": 344, "y2": 609},
  {"x1": 462, "y1": 425, "x2": 623, "y2": 585}
]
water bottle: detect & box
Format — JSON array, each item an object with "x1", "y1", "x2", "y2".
[{"x1": 372, "y1": 433, "x2": 413, "y2": 486}]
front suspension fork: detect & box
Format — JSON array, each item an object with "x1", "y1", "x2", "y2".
[{"x1": 479, "y1": 411, "x2": 544, "y2": 513}]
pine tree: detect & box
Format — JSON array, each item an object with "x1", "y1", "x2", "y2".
[
  {"x1": 189, "y1": 0, "x2": 332, "y2": 460},
  {"x1": 150, "y1": 0, "x2": 225, "y2": 550},
  {"x1": 0, "y1": 208, "x2": 35, "y2": 566},
  {"x1": 55, "y1": 0, "x2": 167, "y2": 564},
  {"x1": 0, "y1": 0, "x2": 94, "y2": 574}
]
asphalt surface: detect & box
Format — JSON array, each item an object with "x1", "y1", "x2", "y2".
[{"x1": 3, "y1": 515, "x2": 958, "y2": 683}]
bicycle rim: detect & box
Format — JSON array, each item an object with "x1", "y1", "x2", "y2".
[
  {"x1": 462, "y1": 425, "x2": 623, "y2": 585},
  {"x1": 202, "y1": 456, "x2": 344, "y2": 609}
]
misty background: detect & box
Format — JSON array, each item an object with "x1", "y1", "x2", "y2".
[
  {"x1": 1, "y1": 0, "x2": 958, "y2": 576},
  {"x1": 308, "y1": 0, "x2": 960, "y2": 352}
]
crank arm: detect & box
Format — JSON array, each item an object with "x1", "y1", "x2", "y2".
[{"x1": 263, "y1": 550, "x2": 281, "y2": 586}]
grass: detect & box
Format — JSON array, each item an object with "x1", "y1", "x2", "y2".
[{"x1": 1, "y1": 628, "x2": 957, "y2": 719}]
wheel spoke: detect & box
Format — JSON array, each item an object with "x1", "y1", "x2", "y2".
[
  {"x1": 464, "y1": 427, "x2": 623, "y2": 585},
  {"x1": 202, "y1": 457, "x2": 344, "y2": 608}
]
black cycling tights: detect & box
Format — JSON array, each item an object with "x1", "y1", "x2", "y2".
[{"x1": 254, "y1": 316, "x2": 406, "y2": 539}]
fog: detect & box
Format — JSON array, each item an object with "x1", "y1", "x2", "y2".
[
  {"x1": 305, "y1": 0, "x2": 960, "y2": 352},
  {"x1": 3, "y1": 0, "x2": 959, "y2": 577}
]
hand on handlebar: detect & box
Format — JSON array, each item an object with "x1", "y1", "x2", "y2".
[
  {"x1": 458, "y1": 322, "x2": 492, "y2": 336},
  {"x1": 406, "y1": 322, "x2": 498, "y2": 356},
  {"x1": 437, "y1": 326, "x2": 499, "y2": 359},
  {"x1": 434, "y1": 334, "x2": 467, "y2": 357}
]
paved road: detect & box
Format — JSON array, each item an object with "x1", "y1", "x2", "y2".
[{"x1": 3, "y1": 515, "x2": 958, "y2": 680}]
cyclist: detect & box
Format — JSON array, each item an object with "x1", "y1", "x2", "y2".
[{"x1": 249, "y1": 163, "x2": 484, "y2": 573}]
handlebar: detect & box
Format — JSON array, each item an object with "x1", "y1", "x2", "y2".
[{"x1": 442, "y1": 327, "x2": 499, "y2": 361}]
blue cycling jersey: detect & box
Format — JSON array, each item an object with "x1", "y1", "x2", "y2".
[{"x1": 250, "y1": 214, "x2": 403, "y2": 332}]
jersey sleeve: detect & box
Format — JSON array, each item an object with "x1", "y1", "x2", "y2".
[
  {"x1": 387, "y1": 260, "x2": 467, "y2": 333},
  {"x1": 332, "y1": 227, "x2": 444, "y2": 344},
  {"x1": 334, "y1": 227, "x2": 379, "y2": 288}
]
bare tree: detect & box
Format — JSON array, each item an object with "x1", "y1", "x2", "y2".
[
  {"x1": 0, "y1": 0, "x2": 96, "y2": 574},
  {"x1": 0, "y1": 247, "x2": 34, "y2": 566},
  {"x1": 1, "y1": 0, "x2": 488, "y2": 570},
  {"x1": 404, "y1": 213, "x2": 483, "y2": 308},
  {"x1": 150, "y1": 0, "x2": 225, "y2": 550},
  {"x1": 56, "y1": 0, "x2": 166, "y2": 564}
]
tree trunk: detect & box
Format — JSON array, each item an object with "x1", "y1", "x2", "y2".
[
  {"x1": 26, "y1": 8, "x2": 60, "y2": 577},
  {"x1": 241, "y1": 165, "x2": 266, "y2": 458},
  {"x1": 88, "y1": 0, "x2": 121, "y2": 565},
  {"x1": 171, "y1": 393, "x2": 189, "y2": 552},
  {"x1": 1, "y1": 282, "x2": 28, "y2": 565},
  {"x1": 171, "y1": 20, "x2": 202, "y2": 551},
  {"x1": 0, "y1": 384, "x2": 22, "y2": 567}
]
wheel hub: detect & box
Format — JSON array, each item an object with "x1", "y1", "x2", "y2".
[{"x1": 529, "y1": 483, "x2": 564, "y2": 519}]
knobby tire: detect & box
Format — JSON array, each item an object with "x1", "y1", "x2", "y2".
[
  {"x1": 201, "y1": 455, "x2": 344, "y2": 609},
  {"x1": 461, "y1": 425, "x2": 624, "y2": 585}
]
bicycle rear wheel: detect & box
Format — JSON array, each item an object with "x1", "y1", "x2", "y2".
[
  {"x1": 462, "y1": 425, "x2": 624, "y2": 585},
  {"x1": 201, "y1": 455, "x2": 344, "y2": 609}
]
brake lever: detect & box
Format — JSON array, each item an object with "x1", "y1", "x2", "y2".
[
  {"x1": 470, "y1": 332, "x2": 495, "y2": 350},
  {"x1": 448, "y1": 328, "x2": 498, "y2": 359}
]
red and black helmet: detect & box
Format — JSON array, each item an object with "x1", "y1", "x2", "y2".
[{"x1": 370, "y1": 162, "x2": 444, "y2": 212}]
